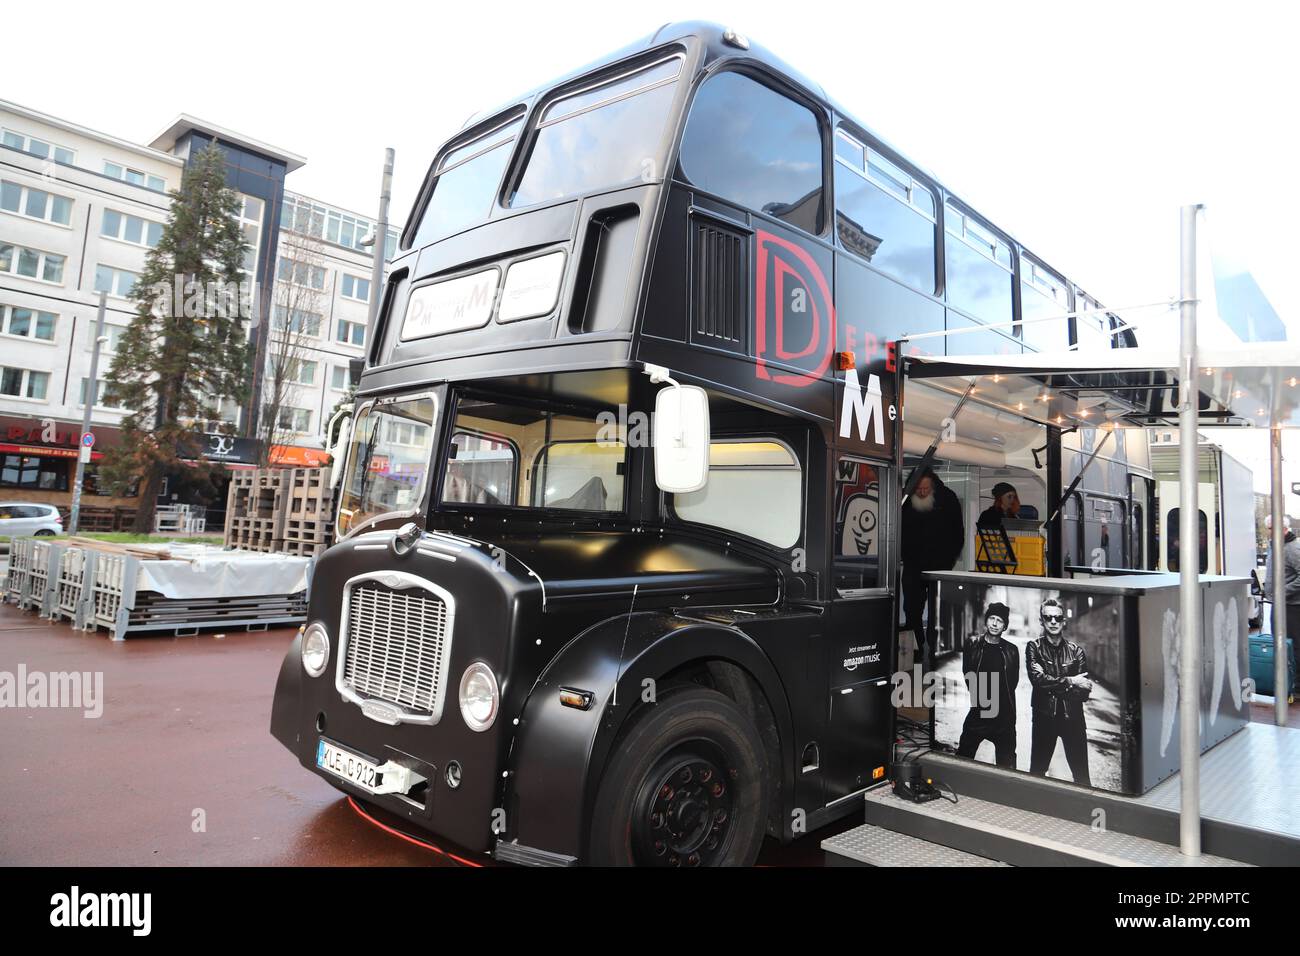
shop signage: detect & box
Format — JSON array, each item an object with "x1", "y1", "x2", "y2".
[
  {"x1": 201, "y1": 434, "x2": 261, "y2": 465},
  {"x1": 0, "y1": 443, "x2": 102, "y2": 461},
  {"x1": 5, "y1": 423, "x2": 82, "y2": 446},
  {"x1": 270, "y1": 445, "x2": 331, "y2": 467}
]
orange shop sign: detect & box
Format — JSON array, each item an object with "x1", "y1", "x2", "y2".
[{"x1": 269, "y1": 445, "x2": 331, "y2": 467}]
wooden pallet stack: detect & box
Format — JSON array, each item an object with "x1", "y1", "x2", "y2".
[
  {"x1": 75, "y1": 508, "x2": 117, "y2": 532},
  {"x1": 67, "y1": 506, "x2": 138, "y2": 532},
  {"x1": 224, "y1": 468, "x2": 287, "y2": 553},
  {"x1": 224, "y1": 466, "x2": 333, "y2": 556},
  {"x1": 283, "y1": 467, "x2": 335, "y2": 558}
]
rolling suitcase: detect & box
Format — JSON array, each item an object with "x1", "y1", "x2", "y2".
[{"x1": 1250, "y1": 632, "x2": 1296, "y2": 703}]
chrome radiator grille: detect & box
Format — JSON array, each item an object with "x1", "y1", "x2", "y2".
[{"x1": 342, "y1": 582, "x2": 450, "y2": 717}]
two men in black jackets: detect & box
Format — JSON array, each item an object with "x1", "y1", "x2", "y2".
[{"x1": 956, "y1": 598, "x2": 1093, "y2": 786}]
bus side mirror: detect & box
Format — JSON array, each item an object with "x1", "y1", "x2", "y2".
[{"x1": 653, "y1": 384, "x2": 710, "y2": 493}]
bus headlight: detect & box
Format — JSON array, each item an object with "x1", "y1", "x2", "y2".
[
  {"x1": 459, "y1": 662, "x2": 499, "y2": 732},
  {"x1": 301, "y1": 622, "x2": 331, "y2": 678}
]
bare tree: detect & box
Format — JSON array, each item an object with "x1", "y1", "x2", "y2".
[{"x1": 259, "y1": 230, "x2": 329, "y2": 466}]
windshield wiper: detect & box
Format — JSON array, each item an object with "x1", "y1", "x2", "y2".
[{"x1": 353, "y1": 413, "x2": 381, "y2": 515}]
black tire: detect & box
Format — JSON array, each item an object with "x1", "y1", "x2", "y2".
[
  {"x1": 34, "y1": 529, "x2": 55, "y2": 537},
  {"x1": 587, "y1": 686, "x2": 768, "y2": 867}
]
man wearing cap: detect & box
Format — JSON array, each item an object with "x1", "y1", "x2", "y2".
[
  {"x1": 956, "y1": 602, "x2": 1020, "y2": 768},
  {"x1": 978, "y1": 482, "x2": 1021, "y2": 530}
]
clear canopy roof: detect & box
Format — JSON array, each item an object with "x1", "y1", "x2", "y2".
[{"x1": 903, "y1": 343, "x2": 1300, "y2": 430}]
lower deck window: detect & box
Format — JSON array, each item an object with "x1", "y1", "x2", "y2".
[
  {"x1": 673, "y1": 439, "x2": 801, "y2": 548},
  {"x1": 1166, "y1": 506, "x2": 1208, "y2": 574},
  {"x1": 441, "y1": 397, "x2": 626, "y2": 513},
  {"x1": 834, "y1": 457, "x2": 891, "y2": 594}
]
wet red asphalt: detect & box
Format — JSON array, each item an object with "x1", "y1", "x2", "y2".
[
  {"x1": 0, "y1": 603, "x2": 857, "y2": 866},
  {"x1": 0, "y1": 605, "x2": 439, "y2": 866},
  {"x1": 2, "y1": 602, "x2": 1291, "y2": 867}
]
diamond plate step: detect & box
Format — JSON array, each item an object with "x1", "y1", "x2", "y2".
[
  {"x1": 913, "y1": 734, "x2": 1300, "y2": 866},
  {"x1": 822, "y1": 823, "x2": 1009, "y2": 867},
  {"x1": 863, "y1": 789, "x2": 1250, "y2": 867}
]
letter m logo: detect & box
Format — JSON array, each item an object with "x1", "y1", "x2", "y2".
[
  {"x1": 839, "y1": 367, "x2": 885, "y2": 445},
  {"x1": 467, "y1": 280, "x2": 490, "y2": 310}
]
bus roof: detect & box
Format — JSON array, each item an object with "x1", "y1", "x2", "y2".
[{"x1": 448, "y1": 21, "x2": 1093, "y2": 316}]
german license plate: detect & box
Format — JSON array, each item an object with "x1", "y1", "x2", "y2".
[{"x1": 317, "y1": 739, "x2": 381, "y2": 792}]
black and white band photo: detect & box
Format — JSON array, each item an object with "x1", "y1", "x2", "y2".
[{"x1": 934, "y1": 583, "x2": 1119, "y2": 789}]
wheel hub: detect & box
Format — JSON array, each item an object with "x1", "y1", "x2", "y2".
[{"x1": 634, "y1": 752, "x2": 735, "y2": 866}]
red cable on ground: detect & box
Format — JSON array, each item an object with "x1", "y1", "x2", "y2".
[{"x1": 347, "y1": 796, "x2": 485, "y2": 867}]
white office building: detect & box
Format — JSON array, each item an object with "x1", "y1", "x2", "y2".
[{"x1": 0, "y1": 97, "x2": 398, "y2": 519}]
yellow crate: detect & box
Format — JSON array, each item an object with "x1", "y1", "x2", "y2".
[
  {"x1": 1011, "y1": 535, "x2": 1045, "y2": 576},
  {"x1": 974, "y1": 533, "x2": 1046, "y2": 576}
]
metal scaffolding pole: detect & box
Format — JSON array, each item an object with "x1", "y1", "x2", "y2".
[
  {"x1": 1178, "y1": 204, "x2": 1203, "y2": 858},
  {"x1": 1271, "y1": 429, "x2": 1290, "y2": 726}
]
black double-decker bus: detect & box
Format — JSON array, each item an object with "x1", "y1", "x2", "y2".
[{"x1": 270, "y1": 21, "x2": 1144, "y2": 866}]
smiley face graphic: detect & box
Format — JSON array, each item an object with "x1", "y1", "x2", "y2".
[{"x1": 840, "y1": 483, "x2": 879, "y2": 556}]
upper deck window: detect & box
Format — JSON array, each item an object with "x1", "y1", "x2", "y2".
[
  {"x1": 678, "y1": 71, "x2": 824, "y2": 235},
  {"x1": 833, "y1": 130, "x2": 936, "y2": 293},
  {"x1": 411, "y1": 117, "x2": 523, "y2": 249},
  {"x1": 508, "y1": 57, "x2": 682, "y2": 208},
  {"x1": 1019, "y1": 255, "x2": 1071, "y2": 351},
  {"x1": 944, "y1": 202, "x2": 1013, "y2": 326},
  {"x1": 1072, "y1": 291, "x2": 1111, "y2": 351}
]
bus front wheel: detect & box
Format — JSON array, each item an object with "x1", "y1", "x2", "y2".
[{"x1": 587, "y1": 686, "x2": 767, "y2": 867}]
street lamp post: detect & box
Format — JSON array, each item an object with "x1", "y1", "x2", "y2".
[
  {"x1": 69, "y1": 290, "x2": 108, "y2": 535},
  {"x1": 364, "y1": 148, "x2": 394, "y2": 329}
]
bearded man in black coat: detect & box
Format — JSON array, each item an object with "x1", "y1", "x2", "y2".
[{"x1": 901, "y1": 468, "x2": 965, "y2": 662}]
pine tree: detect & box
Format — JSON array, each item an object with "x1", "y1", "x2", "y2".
[{"x1": 99, "y1": 144, "x2": 252, "y2": 532}]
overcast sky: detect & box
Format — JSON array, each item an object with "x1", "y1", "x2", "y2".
[
  {"x1": 6, "y1": 1, "x2": 1293, "y2": 322},
  {"x1": 7, "y1": 0, "x2": 1299, "y2": 494}
]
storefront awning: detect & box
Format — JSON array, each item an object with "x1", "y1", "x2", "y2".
[{"x1": 903, "y1": 342, "x2": 1300, "y2": 430}]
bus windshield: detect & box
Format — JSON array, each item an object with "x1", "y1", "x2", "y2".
[
  {"x1": 411, "y1": 118, "x2": 524, "y2": 248},
  {"x1": 441, "y1": 396, "x2": 625, "y2": 513},
  {"x1": 336, "y1": 393, "x2": 437, "y2": 536},
  {"x1": 508, "y1": 56, "x2": 681, "y2": 208},
  {"x1": 410, "y1": 55, "x2": 680, "y2": 250}
]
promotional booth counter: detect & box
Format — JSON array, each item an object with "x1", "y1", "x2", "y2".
[{"x1": 925, "y1": 569, "x2": 1251, "y2": 796}]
